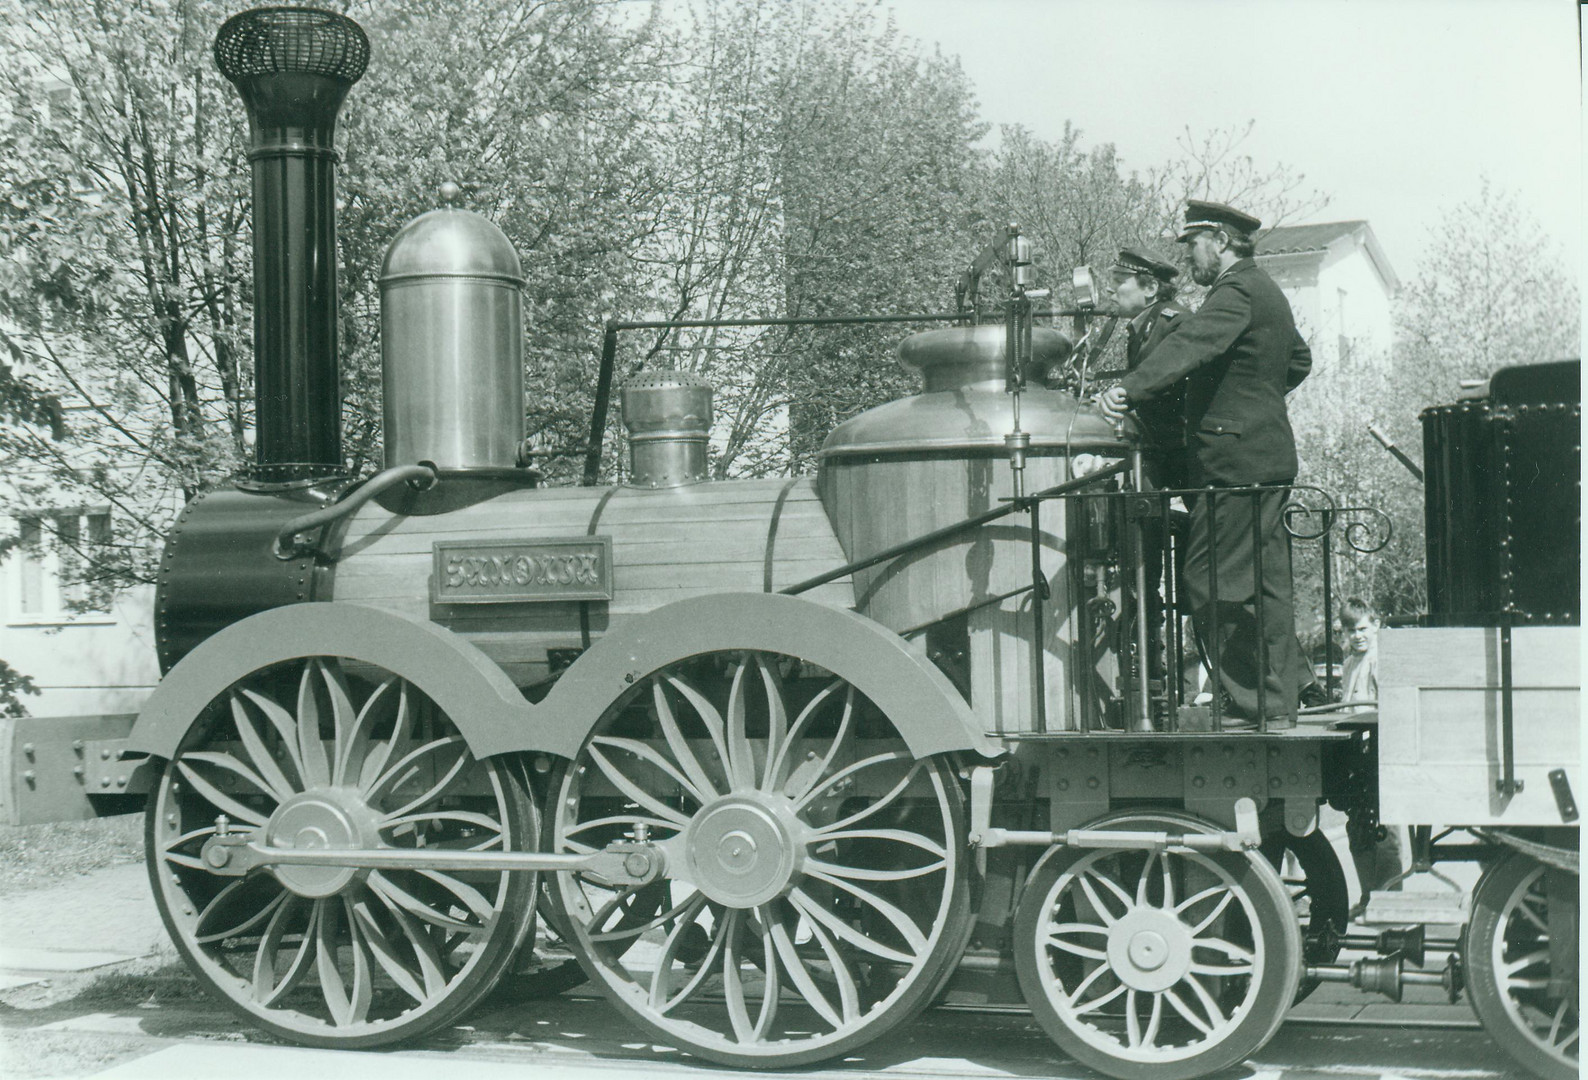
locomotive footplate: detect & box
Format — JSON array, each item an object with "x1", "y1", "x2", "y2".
[{"x1": 985, "y1": 729, "x2": 1348, "y2": 836}]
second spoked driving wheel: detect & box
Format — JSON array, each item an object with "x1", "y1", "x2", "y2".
[
  {"x1": 546, "y1": 648, "x2": 972, "y2": 1067},
  {"x1": 1014, "y1": 810, "x2": 1301, "y2": 1080}
]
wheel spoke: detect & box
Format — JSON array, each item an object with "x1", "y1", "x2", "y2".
[
  {"x1": 593, "y1": 736, "x2": 711, "y2": 806},
  {"x1": 805, "y1": 855, "x2": 946, "y2": 883},
  {"x1": 788, "y1": 886, "x2": 913, "y2": 964},
  {"x1": 175, "y1": 759, "x2": 272, "y2": 828},
  {"x1": 366, "y1": 734, "x2": 467, "y2": 808},
  {"x1": 810, "y1": 761, "x2": 927, "y2": 836},
  {"x1": 656, "y1": 905, "x2": 734, "y2": 1016},
  {"x1": 1142, "y1": 990, "x2": 1163, "y2": 1047},
  {"x1": 812, "y1": 827, "x2": 946, "y2": 859},
  {"x1": 663, "y1": 674, "x2": 732, "y2": 784},
  {"x1": 239, "y1": 688, "x2": 310, "y2": 787},
  {"x1": 647, "y1": 892, "x2": 709, "y2": 1008},
  {"x1": 722, "y1": 909, "x2": 757, "y2": 1042},
  {"x1": 793, "y1": 750, "x2": 912, "y2": 812},
  {"x1": 313, "y1": 897, "x2": 372, "y2": 1026},
  {"x1": 196, "y1": 888, "x2": 288, "y2": 945},
  {"x1": 784, "y1": 684, "x2": 855, "y2": 803},
  {"x1": 1135, "y1": 851, "x2": 1158, "y2": 907},
  {"x1": 1164, "y1": 986, "x2": 1215, "y2": 1035},
  {"x1": 365, "y1": 880, "x2": 451, "y2": 995},
  {"x1": 367, "y1": 870, "x2": 475, "y2": 932},
  {"x1": 335, "y1": 675, "x2": 397, "y2": 787},
  {"x1": 768, "y1": 911, "x2": 843, "y2": 1029},
  {"x1": 295, "y1": 662, "x2": 333, "y2": 789},
  {"x1": 1187, "y1": 888, "x2": 1237, "y2": 935},
  {"x1": 586, "y1": 882, "x2": 648, "y2": 937},
  {"x1": 1072, "y1": 981, "x2": 1125, "y2": 1016},
  {"x1": 764, "y1": 677, "x2": 843, "y2": 794},
  {"x1": 1192, "y1": 935, "x2": 1256, "y2": 966},
  {"x1": 583, "y1": 744, "x2": 693, "y2": 828},
  {"x1": 253, "y1": 895, "x2": 315, "y2": 1006},
  {"x1": 357, "y1": 682, "x2": 413, "y2": 794},
  {"x1": 752, "y1": 655, "x2": 788, "y2": 793},
  {"x1": 1045, "y1": 931, "x2": 1108, "y2": 961},
  {"x1": 1125, "y1": 989, "x2": 1142, "y2": 1047},
  {"x1": 228, "y1": 694, "x2": 298, "y2": 800},
  {"x1": 1074, "y1": 872, "x2": 1125, "y2": 926},
  {"x1": 351, "y1": 897, "x2": 428, "y2": 1003},
  {"x1": 724, "y1": 658, "x2": 758, "y2": 791},
  {"x1": 1514, "y1": 893, "x2": 1549, "y2": 933},
  {"x1": 1183, "y1": 972, "x2": 1233, "y2": 1029},
  {"x1": 382, "y1": 742, "x2": 471, "y2": 823},
  {"x1": 1499, "y1": 947, "x2": 1550, "y2": 979},
  {"x1": 803, "y1": 866, "x2": 927, "y2": 955},
  {"x1": 1064, "y1": 960, "x2": 1111, "y2": 1005},
  {"x1": 415, "y1": 868, "x2": 497, "y2": 923},
  {"x1": 591, "y1": 887, "x2": 703, "y2": 943},
  {"x1": 801, "y1": 906, "x2": 862, "y2": 1024},
  {"x1": 651, "y1": 681, "x2": 722, "y2": 803},
  {"x1": 316, "y1": 661, "x2": 361, "y2": 787},
  {"x1": 381, "y1": 809, "x2": 506, "y2": 840}
]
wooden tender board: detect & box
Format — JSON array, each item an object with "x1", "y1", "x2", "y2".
[{"x1": 1378, "y1": 625, "x2": 1581, "y2": 826}]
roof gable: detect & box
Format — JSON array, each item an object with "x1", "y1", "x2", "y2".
[{"x1": 1255, "y1": 220, "x2": 1400, "y2": 294}]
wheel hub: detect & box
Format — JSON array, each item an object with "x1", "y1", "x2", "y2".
[
  {"x1": 685, "y1": 795, "x2": 800, "y2": 908},
  {"x1": 1107, "y1": 909, "x2": 1193, "y2": 992},
  {"x1": 264, "y1": 789, "x2": 381, "y2": 898}
]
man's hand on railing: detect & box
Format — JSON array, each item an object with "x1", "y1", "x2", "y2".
[{"x1": 1094, "y1": 384, "x2": 1130, "y2": 422}]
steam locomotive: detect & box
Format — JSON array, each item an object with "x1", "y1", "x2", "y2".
[{"x1": 3, "y1": 9, "x2": 1577, "y2": 1080}]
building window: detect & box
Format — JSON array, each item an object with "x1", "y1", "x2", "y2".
[{"x1": 7, "y1": 510, "x2": 113, "y2": 621}]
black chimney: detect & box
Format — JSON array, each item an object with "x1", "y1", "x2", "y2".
[{"x1": 215, "y1": 7, "x2": 368, "y2": 482}]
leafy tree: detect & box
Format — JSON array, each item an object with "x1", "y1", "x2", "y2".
[{"x1": 0, "y1": 0, "x2": 250, "y2": 599}]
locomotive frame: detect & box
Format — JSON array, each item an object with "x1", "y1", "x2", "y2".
[{"x1": 0, "y1": 8, "x2": 1578, "y2": 1080}]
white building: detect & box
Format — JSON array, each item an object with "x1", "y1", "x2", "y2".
[
  {"x1": 1256, "y1": 220, "x2": 1400, "y2": 365},
  {"x1": 0, "y1": 511, "x2": 159, "y2": 718}
]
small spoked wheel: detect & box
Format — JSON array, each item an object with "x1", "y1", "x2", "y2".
[
  {"x1": 1464, "y1": 852, "x2": 1579, "y2": 1080},
  {"x1": 1013, "y1": 810, "x2": 1300, "y2": 1080},
  {"x1": 147, "y1": 656, "x2": 536, "y2": 1047},
  {"x1": 546, "y1": 649, "x2": 972, "y2": 1067}
]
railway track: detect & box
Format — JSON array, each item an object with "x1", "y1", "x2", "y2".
[{"x1": 1, "y1": 965, "x2": 1518, "y2": 1080}]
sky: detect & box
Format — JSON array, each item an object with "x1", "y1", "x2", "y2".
[{"x1": 880, "y1": 0, "x2": 1581, "y2": 284}]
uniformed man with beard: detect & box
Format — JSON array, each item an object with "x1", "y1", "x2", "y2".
[{"x1": 1097, "y1": 201, "x2": 1312, "y2": 727}]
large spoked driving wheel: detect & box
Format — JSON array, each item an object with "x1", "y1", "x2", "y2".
[
  {"x1": 1013, "y1": 810, "x2": 1301, "y2": 1080},
  {"x1": 147, "y1": 657, "x2": 536, "y2": 1047},
  {"x1": 1464, "y1": 852, "x2": 1579, "y2": 1080},
  {"x1": 546, "y1": 649, "x2": 972, "y2": 1067}
]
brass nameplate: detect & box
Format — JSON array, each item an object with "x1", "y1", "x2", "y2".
[{"x1": 432, "y1": 537, "x2": 613, "y2": 603}]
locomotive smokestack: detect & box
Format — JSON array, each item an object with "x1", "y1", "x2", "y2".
[{"x1": 215, "y1": 7, "x2": 368, "y2": 482}]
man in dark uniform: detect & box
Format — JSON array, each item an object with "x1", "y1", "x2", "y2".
[
  {"x1": 1110, "y1": 248, "x2": 1188, "y2": 693},
  {"x1": 1097, "y1": 201, "x2": 1312, "y2": 726},
  {"x1": 1112, "y1": 247, "x2": 1189, "y2": 487}
]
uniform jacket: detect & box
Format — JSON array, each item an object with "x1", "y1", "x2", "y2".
[
  {"x1": 1125, "y1": 298, "x2": 1189, "y2": 455},
  {"x1": 1120, "y1": 258, "x2": 1312, "y2": 486}
]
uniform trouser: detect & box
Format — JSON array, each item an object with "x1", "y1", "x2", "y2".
[
  {"x1": 1183, "y1": 484, "x2": 1300, "y2": 725},
  {"x1": 1136, "y1": 454, "x2": 1184, "y2": 684}
]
